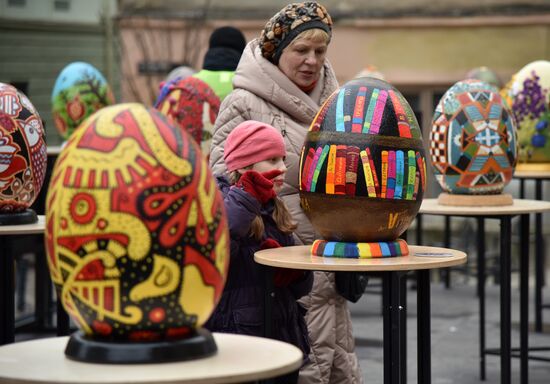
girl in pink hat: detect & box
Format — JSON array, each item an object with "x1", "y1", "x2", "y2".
[{"x1": 205, "y1": 120, "x2": 312, "y2": 384}]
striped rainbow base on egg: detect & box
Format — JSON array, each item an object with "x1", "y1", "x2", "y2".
[{"x1": 311, "y1": 239, "x2": 409, "y2": 258}]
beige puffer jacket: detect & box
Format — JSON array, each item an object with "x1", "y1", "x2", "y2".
[{"x1": 210, "y1": 39, "x2": 363, "y2": 384}]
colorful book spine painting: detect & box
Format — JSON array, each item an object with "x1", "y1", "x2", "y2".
[
  {"x1": 326, "y1": 145, "x2": 337, "y2": 194},
  {"x1": 311, "y1": 91, "x2": 337, "y2": 132},
  {"x1": 416, "y1": 152, "x2": 426, "y2": 193},
  {"x1": 336, "y1": 88, "x2": 346, "y2": 132},
  {"x1": 389, "y1": 90, "x2": 412, "y2": 138},
  {"x1": 381, "y1": 150, "x2": 388, "y2": 198},
  {"x1": 334, "y1": 145, "x2": 347, "y2": 194},
  {"x1": 301, "y1": 147, "x2": 315, "y2": 190},
  {"x1": 345, "y1": 146, "x2": 360, "y2": 195},
  {"x1": 311, "y1": 145, "x2": 330, "y2": 192},
  {"x1": 406, "y1": 150, "x2": 416, "y2": 200},
  {"x1": 360, "y1": 149, "x2": 377, "y2": 198},
  {"x1": 303, "y1": 143, "x2": 423, "y2": 200},
  {"x1": 370, "y1": 89, "x2": 388, "y2": 134},
  {"x1": 395, "y1": 150, "x2": 404, "y2": 199},
  {"x1": 387, "y1": 150, "x2": 396, "y2": 199},
  {"x1": 352, "y1": 87, "x2": 367, "y2": 133},
  {"x1": 363, "y1": 88, "x2": 378, "y2": 133}
]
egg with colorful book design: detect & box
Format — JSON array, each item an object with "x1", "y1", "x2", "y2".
[
  {"x1": 0, "y1": 83, "x2": 47, "y2": 217},
  {"x1": 299, "y1": 78, "x2": 426, "y2": 257},
  {"x1": 45, "y1": 103, "x2": 229, "y2": 363},
  {"x1": 430, "y1": 79, "x2": 517, "y2": 194}
]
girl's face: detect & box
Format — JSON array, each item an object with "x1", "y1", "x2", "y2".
[
  {"x1": 241, "y1": 156, "x2": 287, "y2": 193},
  {"x1": 278, "y1": 35, "x2": 327, "y2": 89}
]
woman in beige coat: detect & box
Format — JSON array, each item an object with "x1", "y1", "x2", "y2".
[{"x1": 209, "y1": 2, "x2": 362, "y2": 383}]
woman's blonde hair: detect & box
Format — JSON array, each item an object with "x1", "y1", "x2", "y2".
[
  {"x1": 289, "y1": 28, "x2": 330, "y2": 47},
  {"x1": 229, "y1": 170, "x2": 297, "y2": 240}
]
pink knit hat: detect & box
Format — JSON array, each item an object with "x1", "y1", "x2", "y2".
[{"x1": 224, "y1": 120, "x2": 286, "y2": 171}]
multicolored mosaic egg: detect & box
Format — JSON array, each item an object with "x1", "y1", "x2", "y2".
[
  {"x1": 430, "y1": 79, "x2": 517, "y2": 194},
  {"x1": 501, "y1": 60, "x2": 550, "y2": 165},
  {"x1": 299, "y1": 78, "x2": 426, "y2": 257},
  {"x1": 0, "y1": 83, "x2": 47, "y2": 213},
  {"x1": 155, "y1": 77, "x2": 220, "y2": 158},
  {"x1": 51, "y1": 62, "x2": 115, "y2": 140},
  {"x1": 45, "y1": 103, "x2": 229, "y2": 345}
]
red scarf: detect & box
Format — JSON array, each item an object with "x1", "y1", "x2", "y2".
[{"x1": 299, "y1": 80, "x2": 317, "y2": 94}]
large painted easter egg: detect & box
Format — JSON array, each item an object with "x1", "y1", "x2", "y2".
[
  {"x1": 45, "y1": 103, "x2": 229, "y2": 362},
  {"x1": 501, "y1": 60, "x2": 550, "y2": 165},
  {"x1": 299, "y1": 78, "x2": 426, "y2": 257},
  {"x1": 155, "y1": 77, "x2": 220, "y2": 158},
  {"x1": 430, "y1": 79, "x2": 517, "y2": 194},
  {"x1": 0, "y1": 83, "x2": 47, "y2": 219},
  {"x1": 51, "y1": 62, "x2": 115, "y2": 141}
]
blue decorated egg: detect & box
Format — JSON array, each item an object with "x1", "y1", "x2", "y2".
[{"x1": 51, "y1": 62, "x2": 115, "y2": 140}]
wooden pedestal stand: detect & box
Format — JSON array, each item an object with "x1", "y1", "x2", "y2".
[{"x1": 438, "y1": 193, "x2": 513, "y2": 206}]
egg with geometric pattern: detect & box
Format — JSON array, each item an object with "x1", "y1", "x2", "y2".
[
  {"x1": 430, "y1": 79, "x2": 517, "y2": 195},
  {"x1": 45, "y1": 103, "x2": 229, "y2": 363}
]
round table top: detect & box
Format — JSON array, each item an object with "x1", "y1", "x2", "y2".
[
  {"x1": 0, "y1": 333, "x2": 302, "y2": 384},
  {"x1": 420, "y1": 198, "x2": 550, "y2": 216},
  {"x1": 513, "y1": 169, "x2": 550, "y2": 179},
  {"x1": 255, "y1": 245, "x2": 466, "y2": 272},
  {"x1": 0, "y1": 215, "x2": 45, "y2": 235}
]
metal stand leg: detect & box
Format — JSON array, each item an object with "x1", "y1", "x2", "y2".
[
  {"x1": 443, "y1": 216, "x2": 451, "y2": 288},
  {"x1": 383, "y1": 272, "x2": 407, "y2": 384},
  {"x1": 477, "y1": 217, "x2": 486, "y2": 380},
  {"x1": 500, "y1": 216, "x2": 512, "y2": 384},
  {"x1": 520, "y1": 214, "x2": 530, "y2": 384},
  {"x1": 535, "y1": 180, "x2": 544, "y2": 333},
  {"x1": 0, "y1": 237, "x2": 15, "y2": 345},
  {"x1": 416, "y1": 214, "x2": 423, "y2": 245},
  {"x1": 417, "y1": 269, "x2": 431, "y2": 384}
]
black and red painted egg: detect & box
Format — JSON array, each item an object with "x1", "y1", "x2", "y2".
[
  {"x1": 45, "y1": 103, "x2": 229, "y2": 341},
  {"x1": 0, "y1": 83, "x2": 47, "y2": 213},
  {"x1": 299, "y1": 78, "x2": 426, "y2": 246}
]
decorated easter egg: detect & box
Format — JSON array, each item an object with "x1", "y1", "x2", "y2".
[
  {"x1": 430, "y1": 79, "x2": 517, "y2": 194},
  {"x1": 465, "y1": 66, "x2": 502, "y2": 88},
  {"x1": 300, "y1": 77, "x2": 426, "y2": 255},
  {"x1": 51, "y1": 62, "x2": 115, "y2": 140},
  {"x1": 0, "y1": 83, "x2": 47, "y2": 214},
  {"x1": 45, "y1": 104, "x2": 229, "y2": 354},
  {"x1": 155, "y1": 77, "x2": 220, "y2": 158},
  {"x1": 501, "y1": 60, "x2": 550, "y2": 165}
]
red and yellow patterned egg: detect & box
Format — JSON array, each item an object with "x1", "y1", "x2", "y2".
[
  {"x1": 0, "y1": 83, "x2": 47, "y2": 213},
  {"x1": 45, "y1": 103, "x2": 229, "y2": 341}
]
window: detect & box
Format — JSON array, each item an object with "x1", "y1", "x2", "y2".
[
  {"x1": 7, "y1": 0, "x2": 26, "y2": 7},
  {"x1": 54, "y1": 0, "x2": 70, "y2": 11}
]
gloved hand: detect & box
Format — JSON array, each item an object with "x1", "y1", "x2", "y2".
[
  {"x1": 260, "y1": 237, "x2": 304, "y2": 288},
  {"x1": 236, "y1": 169, "x2": 283, "y2": 204}
]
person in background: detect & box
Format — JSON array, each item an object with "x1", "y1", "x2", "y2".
[
  {"x1": 165, "y1": 64, "x2": 196, "y2": 83},
  {"x1": 206, "y1": 120, "x2": 312, "y2": 384},
  {"x1": 209, "y1": 2, "x2": 363, "y2": 383},
  {"x1": 194, "y1": 26, "x2": 246, "y2": 101}
]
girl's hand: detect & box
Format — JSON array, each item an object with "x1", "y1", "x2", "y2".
[{"x1": 236, "y1": 170, "x2": 283, "y2": 204}]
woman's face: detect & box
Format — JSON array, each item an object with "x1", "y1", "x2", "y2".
[{"x1": 278, "y1": 36, "x2": 327, "y2": 89}]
